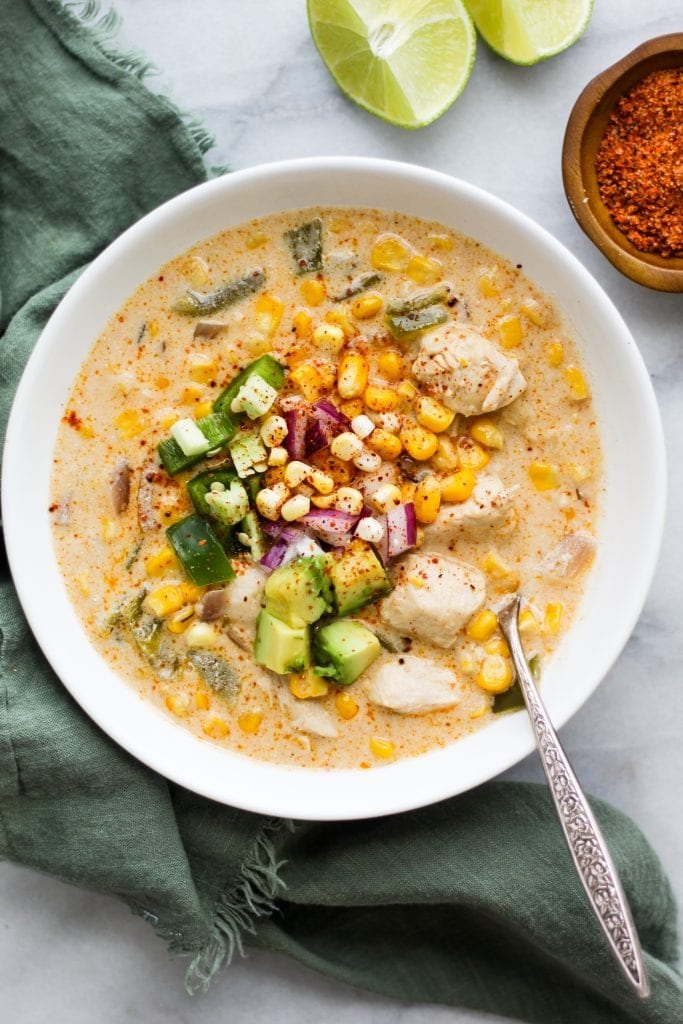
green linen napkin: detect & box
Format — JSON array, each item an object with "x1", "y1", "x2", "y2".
[{"x1": 1, "y1": 3, "x2": 681, "y2": 1022}]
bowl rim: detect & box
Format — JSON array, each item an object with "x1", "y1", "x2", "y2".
[
  {"x1": 1, "y1": 156, "x2": 667, "y2": 820},
  {"x1": 562, "y1": 33, "x2": 683, "y2": 292}
]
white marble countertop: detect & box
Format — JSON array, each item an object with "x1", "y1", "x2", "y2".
[{"x1": 2, "y1": 2, "x2": 681, "y2": 1021}]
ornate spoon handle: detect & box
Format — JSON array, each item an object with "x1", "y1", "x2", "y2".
[{"x1": 498, "y1": 596, "x2": 649, "y2": 998}]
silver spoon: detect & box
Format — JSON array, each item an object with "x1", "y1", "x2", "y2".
[{"x1": 497, "y1": 595, "x2": 650, "y2": 998}]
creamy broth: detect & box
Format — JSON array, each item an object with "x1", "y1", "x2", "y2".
[{"x1": 51, "y1": 207, "x2": 602, "y2": 770}]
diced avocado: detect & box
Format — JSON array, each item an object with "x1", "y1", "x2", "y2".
[
  {"x1": 264, "y1": 556, "x2": 333, "y2": 629},
  {"x1": 254, "y1": 609, "x2": 310, "y2": 675},
  {"x1": 313, "y1": 620, "x2": 381, "y2": 686},
  {"x1": 329, "y1": 541, "x2": 391, "y2": 616}
]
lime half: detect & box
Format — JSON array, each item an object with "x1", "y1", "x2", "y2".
[
  {"x1": 465, "y1": 0, "x2": 593, "y2": 65},
  {"x1": 307, "y1": 0, "x2": 476, "y2": 129}
]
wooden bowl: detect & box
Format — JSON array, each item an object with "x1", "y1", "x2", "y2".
[{"x1": 562, "y1": 34, "x2": 683, "y2": 292}]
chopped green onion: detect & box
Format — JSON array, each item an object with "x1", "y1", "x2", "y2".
[{"x1": 170, "y1": 418, "x2": 211, "y2": 458}]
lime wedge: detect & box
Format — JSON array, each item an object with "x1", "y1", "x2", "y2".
[
  {"x1": 464, "y1": 0, "x2": 593, "y2": 65},
  {"x1": 307, "y1": 0, "x2": 476, "y2": 129}
]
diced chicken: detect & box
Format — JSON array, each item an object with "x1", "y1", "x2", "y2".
[
  {"x1": 366, "y1": 655, "x2": 460, "y2": 715},
  {"x1": 224, "y1": 564, "x2": 266, "y2": 648},
  {"x1": 424, "y1": 474, "x2": 511, "y2": 552},
  {"x1": 379, "y1": 553, "x2": 485, "y2": 648},
  {"x1": 411, "y1": 323, "x2": 526, "y2": 416},
  {"x1": 541, "y1": 533, "x2": 596, "y2": 580},
  {"x1": 277, "y1": 686, "x2": 338, "y2": 739}
]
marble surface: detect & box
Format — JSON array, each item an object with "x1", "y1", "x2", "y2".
[{"x1": 2, "y1": 2, "x2": 682, "y2": 1021}]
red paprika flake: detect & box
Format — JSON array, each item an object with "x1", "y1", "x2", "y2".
[{"x1": 595, "y1": 67, "x2": 683, "y2": 258}]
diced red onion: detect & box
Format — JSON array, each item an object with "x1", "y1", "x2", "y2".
[
  {"x1": 260, "y1": 540, "x2": 289, "y2": 571},
  {"x1": 374, "y1": 515, "x2": 389, "y2": 564},
  {"x1": 260, "y1": 520, "x2": 302, "y2": 543},
  {"x1": 301, "y1": 508, "x2": 360, "y2": 548},
  {"x1": 314, "y1": 398, "x2": 349, "y2": 425},
  {"x1": 386, "y1": 502, "x2": 417, "y2": 559},
  {"x1": 284, "y1": 406, "x2": 308, "y2": 459},
  {"x1": 305, "y1": 400, "x2": 349, "y2": 456}
]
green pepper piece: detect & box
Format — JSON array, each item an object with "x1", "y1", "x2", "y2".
[
  {"x1": 173, "y1": 268, "x2": 265, "y2": 315},
  {"x1": 332, "y1": 271, "x2": 382, "y2": 302},
  {"x1": 213, "y1": 354, "x2": 287, "y2": 417},
  {"x1": 167, "y1": 515, "x2": 236, "y2": 586},
  {"x1": 385, "y1": 305, "x2": 449, "y2": 341},
  {"x1": 492, "y1": 654, "x2": 540, "y2": 714},
  {"x1": 284, "y1": 218, "x2": 323, "y2": 275},
  {"x1": 386, "y1": 284, "x2": 452, "y2": 315}
]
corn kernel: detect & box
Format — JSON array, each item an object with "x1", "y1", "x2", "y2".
[
  {"x1": 293, "y1": 310, "x2": 312, "y2": 338},
  {"x1": 459, "y1": 653, "x2": 476, "y2": 674},
  {"x1": 195, "y1": 689, "x2": 211, "y2": 711},
  {"x1": 352, "y1": 293, "x2": 383, "y2": 319},
  {"x1": 311, "y1": 491, "x2": 338, "y2": 509},
  {"x1": 255, "y1": 293, "x2": 284, "y2": 336},
  {"x1": 355, "y1": 517, "x2": 385, "y2": 544},
  {"x1": 401, "y1": 423, "x2": 439, "y2": 461},
  {"x1": 75, "y1": 574, "x2": 90, "y2": 596},
  {"x1": 264, "y1": 465, "x2": 286, "y2": 487},
  {"x1": 518, "y1": 608, "x2": 540, "y2": 634},
  {"x1": 414, "y1": 475, "x2": 441, "y2": 524},
  {"x1": 158, "y1": 408, "x2": 179, "y2": 431},
  {"x1": 431, "y1": 437, "x2": 460, "y2": 472},
  {"x1": 335, "y1": 487, "x2": 364, "y2": 515},
  {"x1": 337, "y1": 352, "x2": 369, "y2": 399},
  {"x1": 565, "y1": 365, "x2": 590, "y2": 401},
  {"x1": 400, "y1": 480, "x2": 417, "y2": 504},
  {"x1": 185, "y1": 622, "x2": 218, "y2": 649},
  {"x1": 529, "y1": 462, "x2": 560, "y2": 491},
  {"x1": 521, "y1": 299, "x2": 546, "y2": 327},
  {"x1": 547, "y1": 341, "x2": 565, "y2": 367},
  {"x1": 181, "y1": 383, "x2": 204, "y2": 405},
  {"x1": 440, "y1": 469, "x2": 476, "y2": 503},
  {"x1": 330, "y1": 431, "x2": 364, "y2": 462},
  {"x1": 100, "y1": 518, "x2": 118, "y2": 542},
  {"x1": 397, "y1": 380, "x2": 418, "y2": 404},
  {"x1": 114, "y1": 409, "x2": 146, "y2": 439},
  {"x1": 369, "y1": 735, "x2": 395, "y2": 759},
  {"x1": 147, "y1": 319, "x2": 160, "y2": 338},
  {"x1": 367, "y1": 428, "x2": 403, "y2": 461},
  {"x1": 364, "y1": 385, "x2": 399, "y2": 413},
  {"x1": 544, "y1": 603, "x2": 564, "y2": 634},
  {"x1": 339, "y1": 398, "x2": 364, "y2": 419},
  {"x1": 312, "y1": 323, "x2": 345, "y2": 357},
  {"x1": 469, "y1": 703, "x2": 488, "y2": 720},
  {"x1": 354, "y1": 449, "x2": 382, "y2": 473},
  {"x1": 289, "y1": 672, "x2": 329, "y2": 699},
  {"x1": 371, "y1": 234, "x2": 412, "y2": 272},
  {"x1": 476, "y1": 655, "x2": 513, "y2": 694},
  {"x1": 256, "y1": 483, "x2": 289, "y2": 520},
  {"x1": 188, "y1": 357, "x2": 217, "y2": 384},
  {"x1": 281, "y1": 494, "x2": 311, "y2": 521},
  {"x1": 154, "y1": 376, "x2": 170, "y2": 391},
  {"x1": 335, "y1": 691, "x2": 359, "y2": 720},
  {"x1": 485, "y1": 637, "x2": 509, "y2": 657},
  {"x1": 428, "y1": 233, "x2": 454, "y2": 252},
  {"x1": 377, "y1": 350, "x2": 403, "y2": 381},
  {"x1": 238, "y1": 711, "x2": 263, "y2": 734},
  {"x1": 301, "y1": 278, "x2": 325, "y2": 306},
  {"x1": 245, "y1": 334, "x2": 273, "y2": 356},
  {"x1": 260, "y1": 414, "x2": 288, "y2": 448},
  {"x1": 370, "y1": 483, "x2": 403, "y2": 515},
  {"x1": 284, "y1": 460, "x2": 311, "y2": 488},
  {"x1": 290, "y1": 363, "x2": 324, "y2": 402},
  {"x1": 407, "y1": 253, "x2": 443, "y2": 285},
  {"x1": 165, "y1": 693, "x2": 191, "y2": 717},
  {"x1": 309, "y1": 469, "x2": 335, "y2": 494},
  {"x1": 457, "y1": 436, "x2": 490, "y2": 470},
  {"x1": 567, "y1": 463, "x2": 590, "y2": 484},
  {"x1": 311, "y1": 450, "x2": 352, "y2": 485},
  {"x1": 478, "y1": 269, "x2": 500, "y2": 297},
  {"x1": 351, "y1": 414, "x2": 375, "y2": 439},
  {"x1": 469, "y1": 418, "x2": 504, "y2": 450},
  {"x1": 480, "y1": 550, "x2": 520, "y2": 593},
  {"x1": 203, "y1": 717, "x2": 230, "y2": 738},
  {"x1": 325, "y1": 308, "x2": 356, "y2": 339},
  {"x1": 466, "y1": 609, "x2": 498, "y2": 642},
  {"x1": 78, "y1": 422, "x2": 95, "y2": 438},
  {"x1": 179, "y1": 583, "x2": 201, "y2": 604},
  {"x1": 145, "y1": 585, "x2": 185, "y2": 619},
  {"x1": 246, "y1": 233, "x2": 268, "y2": 249},
  {"x1": 415, "y1": 395, "x2": 455, "y2": 433},
  {"x1": 181, "y1": 255, "x2": 209, "y2": 288},
  {"x1": 497, "y1": 315, "x2": 523, "y2": 349}
]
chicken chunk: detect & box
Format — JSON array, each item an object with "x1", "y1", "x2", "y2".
[
  {"x1": 224, "y1": 563, "x2": 266, "y2": 649},
  {"x1": 277, "y1": 685, "x2": 338, "y2": 739},
  {"x1": 379, "y1": 553, "x2": 485, "y2": 648},
  {"x1": 366, "y1": 655, "x2": 460, "y2": 715},
  {"x1": 411, "y1": 323, "x2": 526, "y2": 416},
  {"x1": 424, "y1": 474, "x2": 511, "y2": 553}
]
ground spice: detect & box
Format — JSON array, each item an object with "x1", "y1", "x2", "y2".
[{"x1": 595, "y1": 67, "x2": 683, "y2": 258}]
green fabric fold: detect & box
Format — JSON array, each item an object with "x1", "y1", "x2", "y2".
[{"x1": 1, "y1": 3, "x2": 681, "y2": 1022}]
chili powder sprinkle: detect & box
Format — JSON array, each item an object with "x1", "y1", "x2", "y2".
[{"x1": 595, "y1": 67, "x2": 683, "y2": 258}]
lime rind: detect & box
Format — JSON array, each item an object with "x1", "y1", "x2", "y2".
[
  {"x1": 307, "y1": 0, "x2": 476, "y2": 130},
  {"x1": 464, "y1": 0, "x2": 594, "y2": 66}
]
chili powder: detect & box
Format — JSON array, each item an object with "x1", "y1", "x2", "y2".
[{"x1": 595, "y1": 67, "x2": 683, "y2": 258}]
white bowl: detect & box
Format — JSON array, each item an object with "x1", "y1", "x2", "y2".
[{"x1": 2, "y1": 158, "x2": 666, "y2": 821}]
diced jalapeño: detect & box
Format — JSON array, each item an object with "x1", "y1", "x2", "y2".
[
  {"x1": 166, "y1": 515, "x2": 236, "y2": 586},
  {"x1": 213, "y1": 354, "x2": 287, "y2": 418}
]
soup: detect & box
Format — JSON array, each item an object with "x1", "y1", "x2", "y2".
[{"x1": 50, "y1": 207, "x2": 602, "y2": 770}]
